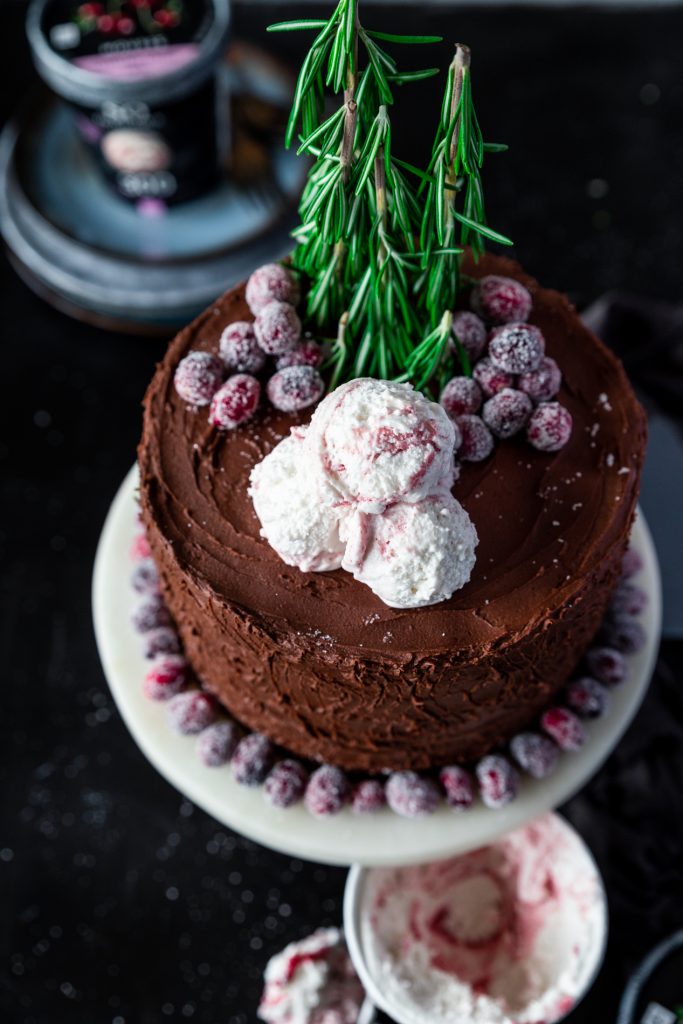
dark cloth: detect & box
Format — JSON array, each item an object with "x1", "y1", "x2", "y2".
[{"x1": 584, "y1": 293, "x2": 683, "y2": 427}]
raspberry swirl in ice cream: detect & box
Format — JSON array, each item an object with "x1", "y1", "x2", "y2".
[
  {"x1": 249, "y1": 378, "x2": 478, "y2": 608},
  {"x1": 341, "y1": 495, "x2": 477, "y2": 609},
  {"x1": 258, "y1": 928, "x2": 364, "y2": 1024},
  {"x1": 306, "y1": 378, "x2": 457, "y2": 513},
  {"x1": 360, "y1": 815, "x2": 605, "y2": 1024}
]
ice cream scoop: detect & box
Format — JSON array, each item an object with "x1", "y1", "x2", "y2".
[
  {"x1": 341, "y1": 494, "x2": 477, "y2": 609},
  {"x1": 305, "y1": 379, "x2": 456, "y2": 514},
  {"x1": 249, "y1": 428, "x2": 346, "y2": 573},
  {"x1": 258, "y1": 928, "x2": 365, "y2": 1024}
]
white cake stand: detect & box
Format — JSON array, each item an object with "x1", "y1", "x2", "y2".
[{"x1": 93, "y1": 466, "x2": 662, "y2": 867}]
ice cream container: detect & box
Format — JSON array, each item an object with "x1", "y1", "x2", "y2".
[
  {"x1": 617, "y1": 930, "x2": 683, "y2": 1024},
  {"x1": 344, "y1": 813, "x2": 608, "y2": 1024},
  {"x1": 27, "y1": 0, "x2": 230, "y2": 205}
]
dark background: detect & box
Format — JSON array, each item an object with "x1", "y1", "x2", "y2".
[{"x1": 2, "y1": 2, "x2": 683, "y2": 1022}]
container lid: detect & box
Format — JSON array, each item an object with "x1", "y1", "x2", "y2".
[
  {"x1": 27, "y1": 0, "x2": 231, "y2": 106},
  {"x1": 0, "y1": 44, "x2": 306, "y2": 333},
  {"x1": 618, "y1": 931, "x2": 683, "y2": 1024}
]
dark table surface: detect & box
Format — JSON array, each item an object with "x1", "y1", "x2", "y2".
[{"x1": 2, "y1": 3, "x2": 683, "y2": 1022}]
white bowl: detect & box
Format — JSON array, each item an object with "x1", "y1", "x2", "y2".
[{"x1": 344, "y1": 812, "x2": 608, "y2": 1024}]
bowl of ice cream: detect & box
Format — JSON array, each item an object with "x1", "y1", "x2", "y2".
[{"x1": 344, "y1": 813, "x2": 608, "y2": 1024}]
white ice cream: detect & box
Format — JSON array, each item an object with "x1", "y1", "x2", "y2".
[
  {"x1": 341, "y1": 494, "x2": 477, "y2": 608},
  {"x1": 258, "y1": 927, "x2": 364, "y2": 1024},
  {"x1": 249, "y1": 427, "x2": 346, "y2": 572},
  {"x1": 101, "y1": 129, "x2": 171, "y2": 173},
  {"x1": 360, "y1": 815, "x2": 606, "y2": 1024},
  {"x1": 249, "y1": 379, "x2": 477, "y2": 607},
  {"x1": 305, "y1": 379, "x2": 456, "y2": 514}
]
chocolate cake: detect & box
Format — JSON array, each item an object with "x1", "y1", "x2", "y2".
[{"x1": 137, "y1": 254, "x2": 646, "y2": 773}]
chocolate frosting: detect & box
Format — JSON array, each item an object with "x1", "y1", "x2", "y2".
[{"x1": 138, "y1": 256, "x2": 647, "y2": 771}]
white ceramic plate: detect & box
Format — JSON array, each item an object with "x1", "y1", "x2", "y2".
[{"x1": 93, "y1": 466, "x2": 662, "y2": 867}]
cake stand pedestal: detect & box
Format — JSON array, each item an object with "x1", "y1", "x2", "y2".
[{"x1": 93, "y1": 466, "x2": 661, "y2": 867}]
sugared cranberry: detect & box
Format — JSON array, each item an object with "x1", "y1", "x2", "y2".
[
  {"x1": 267, "y1": 366, "x2": 324, "y2": 413},
  {"x1": 132, "y1": 597, "x2": 171, "y2": 633},
  {"x1": 600, "y1": 617, "x2": 647, "y2": 654},
  {"x1": 351, "y1": 779, "x2": 386, "y2": 814},
  {"x1": 254, "y1": 301, "x2": 301, "y2": 356},
  {"x1": 451, "y1": 311, "x2": 487, "y2": 363},
  {"x1": 131, "y1": 558, "x2": 160, "y2": 596},
  {"x1": 153, "y1": 8, "x2": 179, "y2": 28},
  {"x1": 482, "y1": 388, "x2": 532, "y2": 439},
  {"x1": 439, "y1": 765, "x2": 475, "y2": 810},
  {"x1": 489, "y1": 323, "x2": 544, "y2": 375},
  {"x1": 305, "y1": 765, "x2": 351, "y2": 817},
  {"x1": 541, "y1": 707, "x2": 585, "y2": 751},
  {"x1": 456, "y1": 414, "x2": 495, "y2": 462},
  {"x1": 276, "y1": 340, "x2": 323, "y2": 370},
  {"x1": 174, "y1": 352, "x2": 224, "y2": 407},
  {"x1": 144, "y1": 628, "x2": 180, "y2": 661},
  {"x1": 209, "y1": 374, "x2": 261, "y2": 430},
  {"x1": 385, "y1": 771, "x2": 440, "y2": 818},
  {"x1": 117, "y1": 15, "x2": 135, "y2": 34},
  {"x1": 621, "y1": 547, "x2": 644, "y2": 578},
  {"x1": 610, "y1": 582, "x2": 648, "y2": 618},
  {"x1": 143, "y1": 655, "x2": 187, "y2": 701},
  {"x1": 440, "y1": 376, "x2": 483, "y2": 419},
  {"x1": 473, "y1": 357, "x2": 515, "y2": 398},
  {"x1": 130, "y1": 533, "x2": 151, "y2": 561},
  {"x1": 518, "y1": 356, "x2": 562, "y2": 403},
  {"x1": 97, "y1": 13, "x2": 116, "y2": 33},
  {"x1": 510, "y1": 733, "x2": 559, "y2": 779},
  {"x1": 527, "y1": 402, "x2": 573, "y2": 452},
  {"x1": 264, "y1": 760, "x2": 309, "y2": 808},
  {"x1": 232, "y1": 733, "x2": 275, "y2": 786},
  {"x1": 219, "y1": 322, "x2": 266, "y2": 374},
  {"x1": 198, "y1": 720, "x2": 239, "y2": 767},
  {"x1": 246, "y1": 263, "x2": 300, "y2": 315},
  {"x1": 585, "y1": 646, "x2": 627, "y2": 686},
  {"x1": 470, "y1": 275, "x2": 533, "y2": 325},
  {"x1": 167, "y1": 691, "x2": 218, "y2": 735},
  {"x1": 476, "y1": 755, "x2": 518, "y2": 808},
  {"x1": 566, "y1": 677, "x2": 609, "y2": 719}
]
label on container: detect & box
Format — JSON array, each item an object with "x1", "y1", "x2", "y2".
[{"x1": 73, "y1": 43, "x2": 200, "y2": 81}]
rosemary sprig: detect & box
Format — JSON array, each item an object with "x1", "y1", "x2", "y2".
[
  {"x1": 273, "y1": 1, "x2": 438, "y2": 348},
  {"x1": 270, "y1": 5, "x2": 511, "y2": 392},
  {"x1": 415, "y1": 43, "x2": 511, "y2": 377}
]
